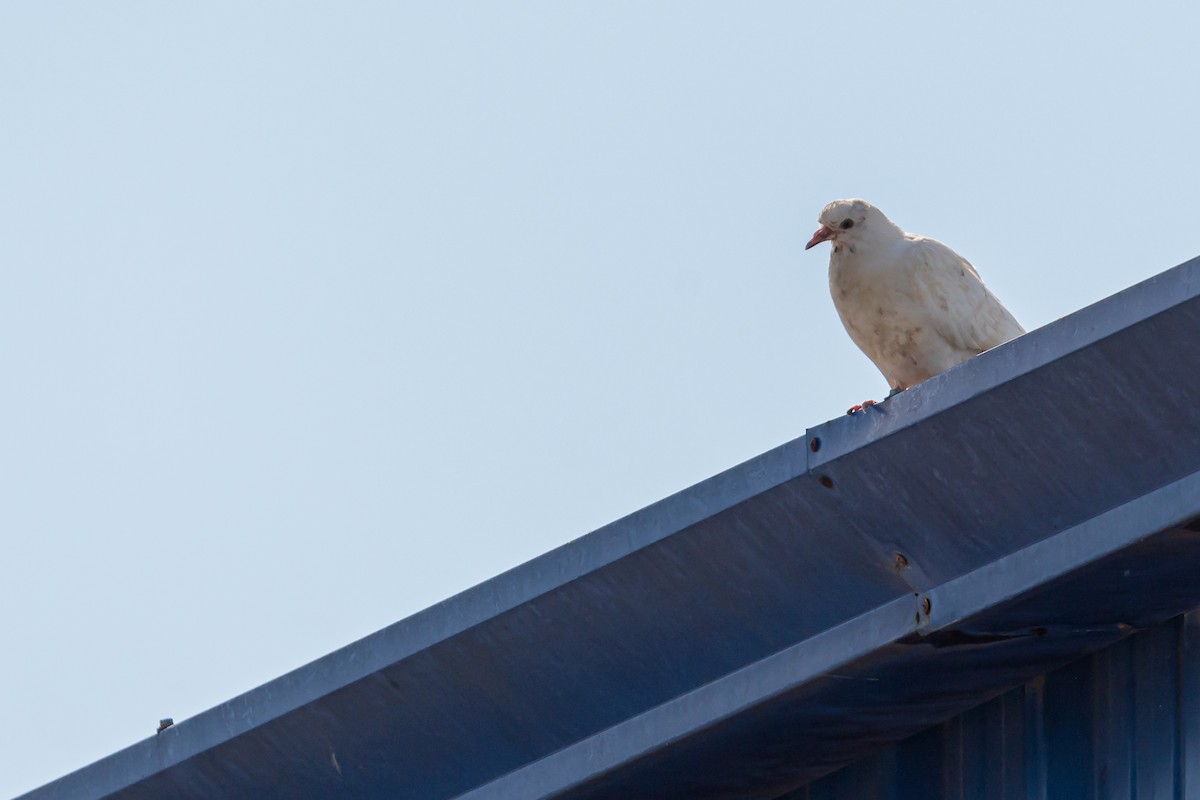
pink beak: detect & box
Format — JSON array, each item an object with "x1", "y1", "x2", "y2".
[{"x1": 805, "y1": 224, "x2": 834, "y2": 250}]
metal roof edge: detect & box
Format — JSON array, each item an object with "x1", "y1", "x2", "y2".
[
  {"x1": 451, "y1": 596, "x2": 919, "y2": 800},
  {"x1": 17, "y1": 252, "x2": 1200, "y2": 800},
  {"x1": 19, "y1": 410, "x2": 818, "y2": 800},
  {"x1": 807, "y1": 254, "x2": 1200, "y2": 468},
  {"x1": 448, "y1": 468, "x2": 1200, "y2": 800},
  {"x1": 924, "y1": 470, "x2": 1200, "y2": 633}
]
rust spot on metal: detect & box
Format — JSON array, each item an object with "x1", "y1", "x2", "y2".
[
  {"x1": 810, "y1": 437, "x2": 821, "y2": 453},
  {"x1": 893, "y1": 552, "x2": 909, "y2": 570},
  {"x1": 920, "y1": 596, "x2": 932, "y2": 616},
  {"x1": 819, "y1": 475, "x2": 834, "y2": 489}
]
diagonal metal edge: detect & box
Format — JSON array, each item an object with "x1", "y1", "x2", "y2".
[
  {"x1": 806, "y1": 254, "x2": 1200, "y2": 469},
  {"x1": 450, "y1": 595, "x2": 918, "y2": 800},
  {"x1": 920, "y1": 470, "x2": 1200, "y2": 633},
  {"x1": 25, "y1": 254, "x2": 1200, "y2": 800},
  {"x1": 452, "y1": 468, "x2": 1200, "y2": 800},
  {"x1": 19, "y1": 442, "x2": 815, "y2": 800}
]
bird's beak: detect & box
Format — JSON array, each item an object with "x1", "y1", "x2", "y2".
[{"x1": 805, "y1": 224, "x2": 834, "y2": 250}]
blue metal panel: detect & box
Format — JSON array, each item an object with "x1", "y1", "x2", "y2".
[
  {"x1": 16, "y1": 255, "x2": 1200, "y2": 800},
  {"x1": 1095, "y1": 639, "x2": 1135, "y2": 800},
  {"x1": 1181, "y1": 612, "x2": 1200, "y2": 798},
  {"x1": 798, "y1": 610, "x2": 1200, "y2": 800}
]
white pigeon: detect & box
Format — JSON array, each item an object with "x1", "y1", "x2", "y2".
[{"x1": 805, "y1": 199, "x2": 1024, "y2": 411}]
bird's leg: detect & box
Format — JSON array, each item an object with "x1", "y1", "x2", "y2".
[
  {"x1": 849, "y1": 384, "x2": 901, "y2": 414},
  {"x1": 846, "y1": 399, "x2": 879, "y2": 415}
]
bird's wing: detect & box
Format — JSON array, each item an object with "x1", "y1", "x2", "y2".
[{"x1": 911, "y1": 237, "x2": 1025, "y2": 353}]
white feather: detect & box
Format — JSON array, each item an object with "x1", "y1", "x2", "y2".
[{"x1": 814, "y1": 199, "x2": 1024, "y2": 391}]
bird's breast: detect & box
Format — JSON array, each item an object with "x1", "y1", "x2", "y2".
[{"x1": 828, "y1": 250, "x2": 962, "y2": 386}]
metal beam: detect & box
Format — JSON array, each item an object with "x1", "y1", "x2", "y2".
[{"x1": 19, "y1": 255, "x2": 1200, "y2": 800}]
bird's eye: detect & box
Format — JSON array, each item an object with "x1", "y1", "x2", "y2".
[{"x1": 840, "y1": 219, "x2": 855, "y2": 230}]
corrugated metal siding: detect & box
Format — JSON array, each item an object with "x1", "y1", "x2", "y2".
[{"x1": 792, "y1": 611, "x2": 1200, "y2": 800}]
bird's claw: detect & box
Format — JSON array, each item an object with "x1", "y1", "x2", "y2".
[{"x1": 846, "y1": 399, "x2": 878, "y2": 415}]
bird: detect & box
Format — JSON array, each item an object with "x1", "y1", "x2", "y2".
[{"x1": 805, "y1": 199, "x2": 1024, "y2": 413}]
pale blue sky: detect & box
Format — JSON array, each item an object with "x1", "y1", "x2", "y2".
[{"x1": 2, "y1": 4, "x2": 1198, "y2": 796}]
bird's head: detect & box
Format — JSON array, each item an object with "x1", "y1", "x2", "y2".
[{"x1": 804, "y1": 198, "x2": 892, "y2": 251}]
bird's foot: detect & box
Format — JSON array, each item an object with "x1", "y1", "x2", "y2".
[{"x1": 846, "y1": 399, "x2": 878, "y2": 415}]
